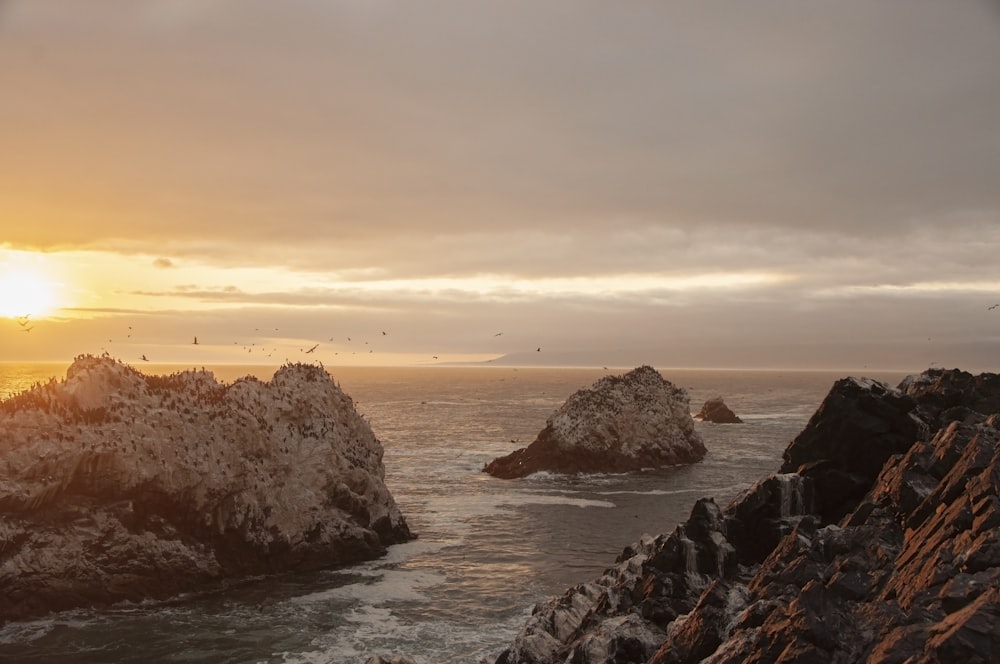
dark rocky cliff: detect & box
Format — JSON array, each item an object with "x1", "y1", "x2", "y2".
[{"x1": 494, "y1": 368, "x2": 1000, "y2": 664}]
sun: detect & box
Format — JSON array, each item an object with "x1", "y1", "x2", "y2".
[{"x1": 0, "y1": 267, "x2": 61, "y2": 318}]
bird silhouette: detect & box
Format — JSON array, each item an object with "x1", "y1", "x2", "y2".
[
  {"x1": 22, "y1": 326, "x2": 34, "y2": 333},
  {"x1": 193, "y1": 336, "x2": 199, "y2": 345},
  {"x1": 305, "y1": 344, "x2": 319, "y2": 354},
  {"x1": 989, "y1": 304, "x2": 999, "y2": 310},
  {"x1": 536, "y1": 347, "x2": 541, "y2": 352},
  {"x1": 494, "y1": 332, "x2": 503, "y2": 336},
  {"x1": 140, "y1": 354, "x2": 149, "y2": 361}
]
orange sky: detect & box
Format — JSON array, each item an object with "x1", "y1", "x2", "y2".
[{"x1": 2, "y1": 1, "x2": 999, "y2": 371}]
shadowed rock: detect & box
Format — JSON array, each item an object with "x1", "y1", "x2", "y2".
[
  {"x1": 493, "y1": 368, "x2": 1000, "y2": 664},
  {"x1": 483, "y1": 366, "x2": 706, "y2": 479},
  {"x1": 694, "y1": 397, "x2": 743, "y2": 424}
]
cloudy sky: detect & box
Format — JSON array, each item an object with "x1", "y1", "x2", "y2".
[{"x1": 1, "y1": 0, "x2": 999, "y2": 370}]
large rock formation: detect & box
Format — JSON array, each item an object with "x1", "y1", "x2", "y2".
[
  {"x1": 0, "y1": 355, "x2": 412, "y2": 624},
  {"x1": 493, "y1": 368, "x2": 1000, "y2": 664},
  {"x1": 694, "y1": 397, "x2": 743, "y2": 424},
  {"x1": 484, "y1": 366, "x2": 706, "y2": 479}
]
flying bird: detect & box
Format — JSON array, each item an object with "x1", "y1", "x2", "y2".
[
  {"x1": 494, "y1": 332, "x2": 503, "y2": 336},
  {"x1": 17, "y1": 315, "x2": 30, "y2": 327},
  {"x1": 140, "y1": 354, "x2": 149, "y2": 362},
  {"x1": 305, "y1": 344, "x2": 319, "y2": 353},
  {"x1": 22, "y1": 326, "x2": 34, "y2": 333},
  {"x1": 536, "y1": 347, "x2": 541, "y2": 352},
  {"x1": 989, "y1": 304, "x2": 999, "y2": 310}
]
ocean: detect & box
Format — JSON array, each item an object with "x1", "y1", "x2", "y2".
[{"x1": 0, "y1": 363, "x2": 909, "y2": 663}]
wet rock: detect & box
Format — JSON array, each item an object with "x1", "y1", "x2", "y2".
[{"x1": 484, "y1": 366, "x2": 705, "y2": 479}]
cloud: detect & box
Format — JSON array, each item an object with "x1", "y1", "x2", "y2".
[
  {"x1": 2, "y1": 1, "x2": 999, "y2": 253},
  {"x1": 2, "y1": 1, "x2": 998, "y2": 370}
]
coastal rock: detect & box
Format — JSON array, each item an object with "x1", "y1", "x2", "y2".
[
  {"x1": 779, "y1": 376, "x2": 925, "y2": 522},
  {"x1": 694, "y1": 397, "x2": 743, "y2": 424},
  {"x1": 494, "y1": 368, "x2": 1000, "y2": 664},
  {"x1": 0, "y1": 355, "x2": 412, "y2": 624},
  {"x1": 484, "y1": 366, "x2": 705, "y2": 479}
]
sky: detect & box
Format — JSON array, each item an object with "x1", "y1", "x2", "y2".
[{"x1": 1, "y1": 0, "x2": 999, "y2": 371}]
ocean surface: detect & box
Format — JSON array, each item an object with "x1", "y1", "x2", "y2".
[{"x1": 0, "y1": 363, "x2": 909, "y2": 663}]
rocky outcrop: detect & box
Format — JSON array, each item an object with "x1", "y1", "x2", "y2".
[
  {"x1": 694, "y1": 397, "x2": 743, "y2": 424},
  {"x1": 493, "y1": 368, "x2": 1000, "y2": 664},
  {"x1": 0, "y1": 355, "x2": 412, "y2": 624},
  {"x1": 484, "y1": 366, "x2": 705, "y2": 479}
]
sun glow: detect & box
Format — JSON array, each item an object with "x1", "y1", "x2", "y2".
[{"x1": 0, "y1": 256, "x2": 62, "y2": 319}]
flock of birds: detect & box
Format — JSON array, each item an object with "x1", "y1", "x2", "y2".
[
  {"x1": 11, "y1": 303, "x2": 1000, "y2": 365},
  {"x1": 11, "y1": 314, "x2": 544, "y2": 366}
]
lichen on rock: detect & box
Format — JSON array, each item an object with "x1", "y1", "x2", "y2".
[{"x1": 0, "y1": 355, "x2": 412, "y2": 624}]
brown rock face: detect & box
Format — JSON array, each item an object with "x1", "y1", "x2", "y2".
[
  {"x1": 0, "y1": 355, "x2": 412, "y2": 624},
  {"x1": 484, "y1": 366, "x2": 706, "y2": 479},
  {"x1": 694, "y1": 397, "x2": 743, "y2": 424},
  {"x1": 493, "y1": 368, "x2": 1000, "y2": 664}
]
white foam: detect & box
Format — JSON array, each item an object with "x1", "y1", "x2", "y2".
[
  {"x1": 291, "y1": 567, "x2": 446, "y2": 606},
  {"x1": 499, "y1": 493, "x2": 615, "y2": 509},
  {"x1": 275, "y1": 603, "x2": 527, "y2": 664}
]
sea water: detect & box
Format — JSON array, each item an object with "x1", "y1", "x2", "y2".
[{"x1": 0, "y1": 363, "x2": 908, "y2": 663}]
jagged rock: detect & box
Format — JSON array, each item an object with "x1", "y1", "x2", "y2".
[
  {"x1": 0, "y1": 355, "x2": 412, "y2": 624},
  {"x1": 484, "y1": 366, "x2": 705, "y2": 479},
  {"x1": 779, "y1": 376, "x2": 925, "y2": 523},
  {"x1": 495, "y1": 368, "x2": 1000, "y2": 664},
  {"x1": 694, "y1": 397, "x2": 743, "y2": 424}
]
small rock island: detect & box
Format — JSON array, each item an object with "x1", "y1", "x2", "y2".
[
  {"x1": 694, "y1": 396, "x2": 743, "y2": 423},
  {"x1": 0, "y1": 355, "x2": 412, "y2": 624},
  {"x1": 484, "y1": 366, "x2": 706, "y2": 479}
]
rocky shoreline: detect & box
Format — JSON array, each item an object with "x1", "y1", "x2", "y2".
[
  {"x1": 0, "y1": 356, "x2": 413, "y2": 624},
  {"x1": 493, "y1": 368, "x2": 1000, "y2": 663}
]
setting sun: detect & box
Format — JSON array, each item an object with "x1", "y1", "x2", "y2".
[{"x1": 0, "y1": 265, "x2": 61, "y2": 318}]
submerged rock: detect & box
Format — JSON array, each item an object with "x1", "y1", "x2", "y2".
[
  {"x1": 483, "y1": 366, "x2": 706, "y2": 479},
  {"x1": 694, "y1": 397, "x2": 743, "y2": 424},
  {"x1": 493, "y1": 367, "x2": 1000, "y2": 664},
  {"x1": 0, "y1": 355, "x2": 412, "y2": 624}
]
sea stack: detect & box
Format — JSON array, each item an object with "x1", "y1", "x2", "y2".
[
  {"x1": 484, "y1": 365, "x2": 706, "y2": 479},
  {"x1": 0, "y1": 355, "x2": 412, "y2": 624},
  {"x1": 694, "y1": 397, "x2": 743, "y2": 423}
]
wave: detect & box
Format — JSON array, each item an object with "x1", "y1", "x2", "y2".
[
  {"x1": 291, "y1": 567, "x2": 446, "y2": 606},
  {"x1": 276, "y1": 603, "x2": 529, "y2": 664}
]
